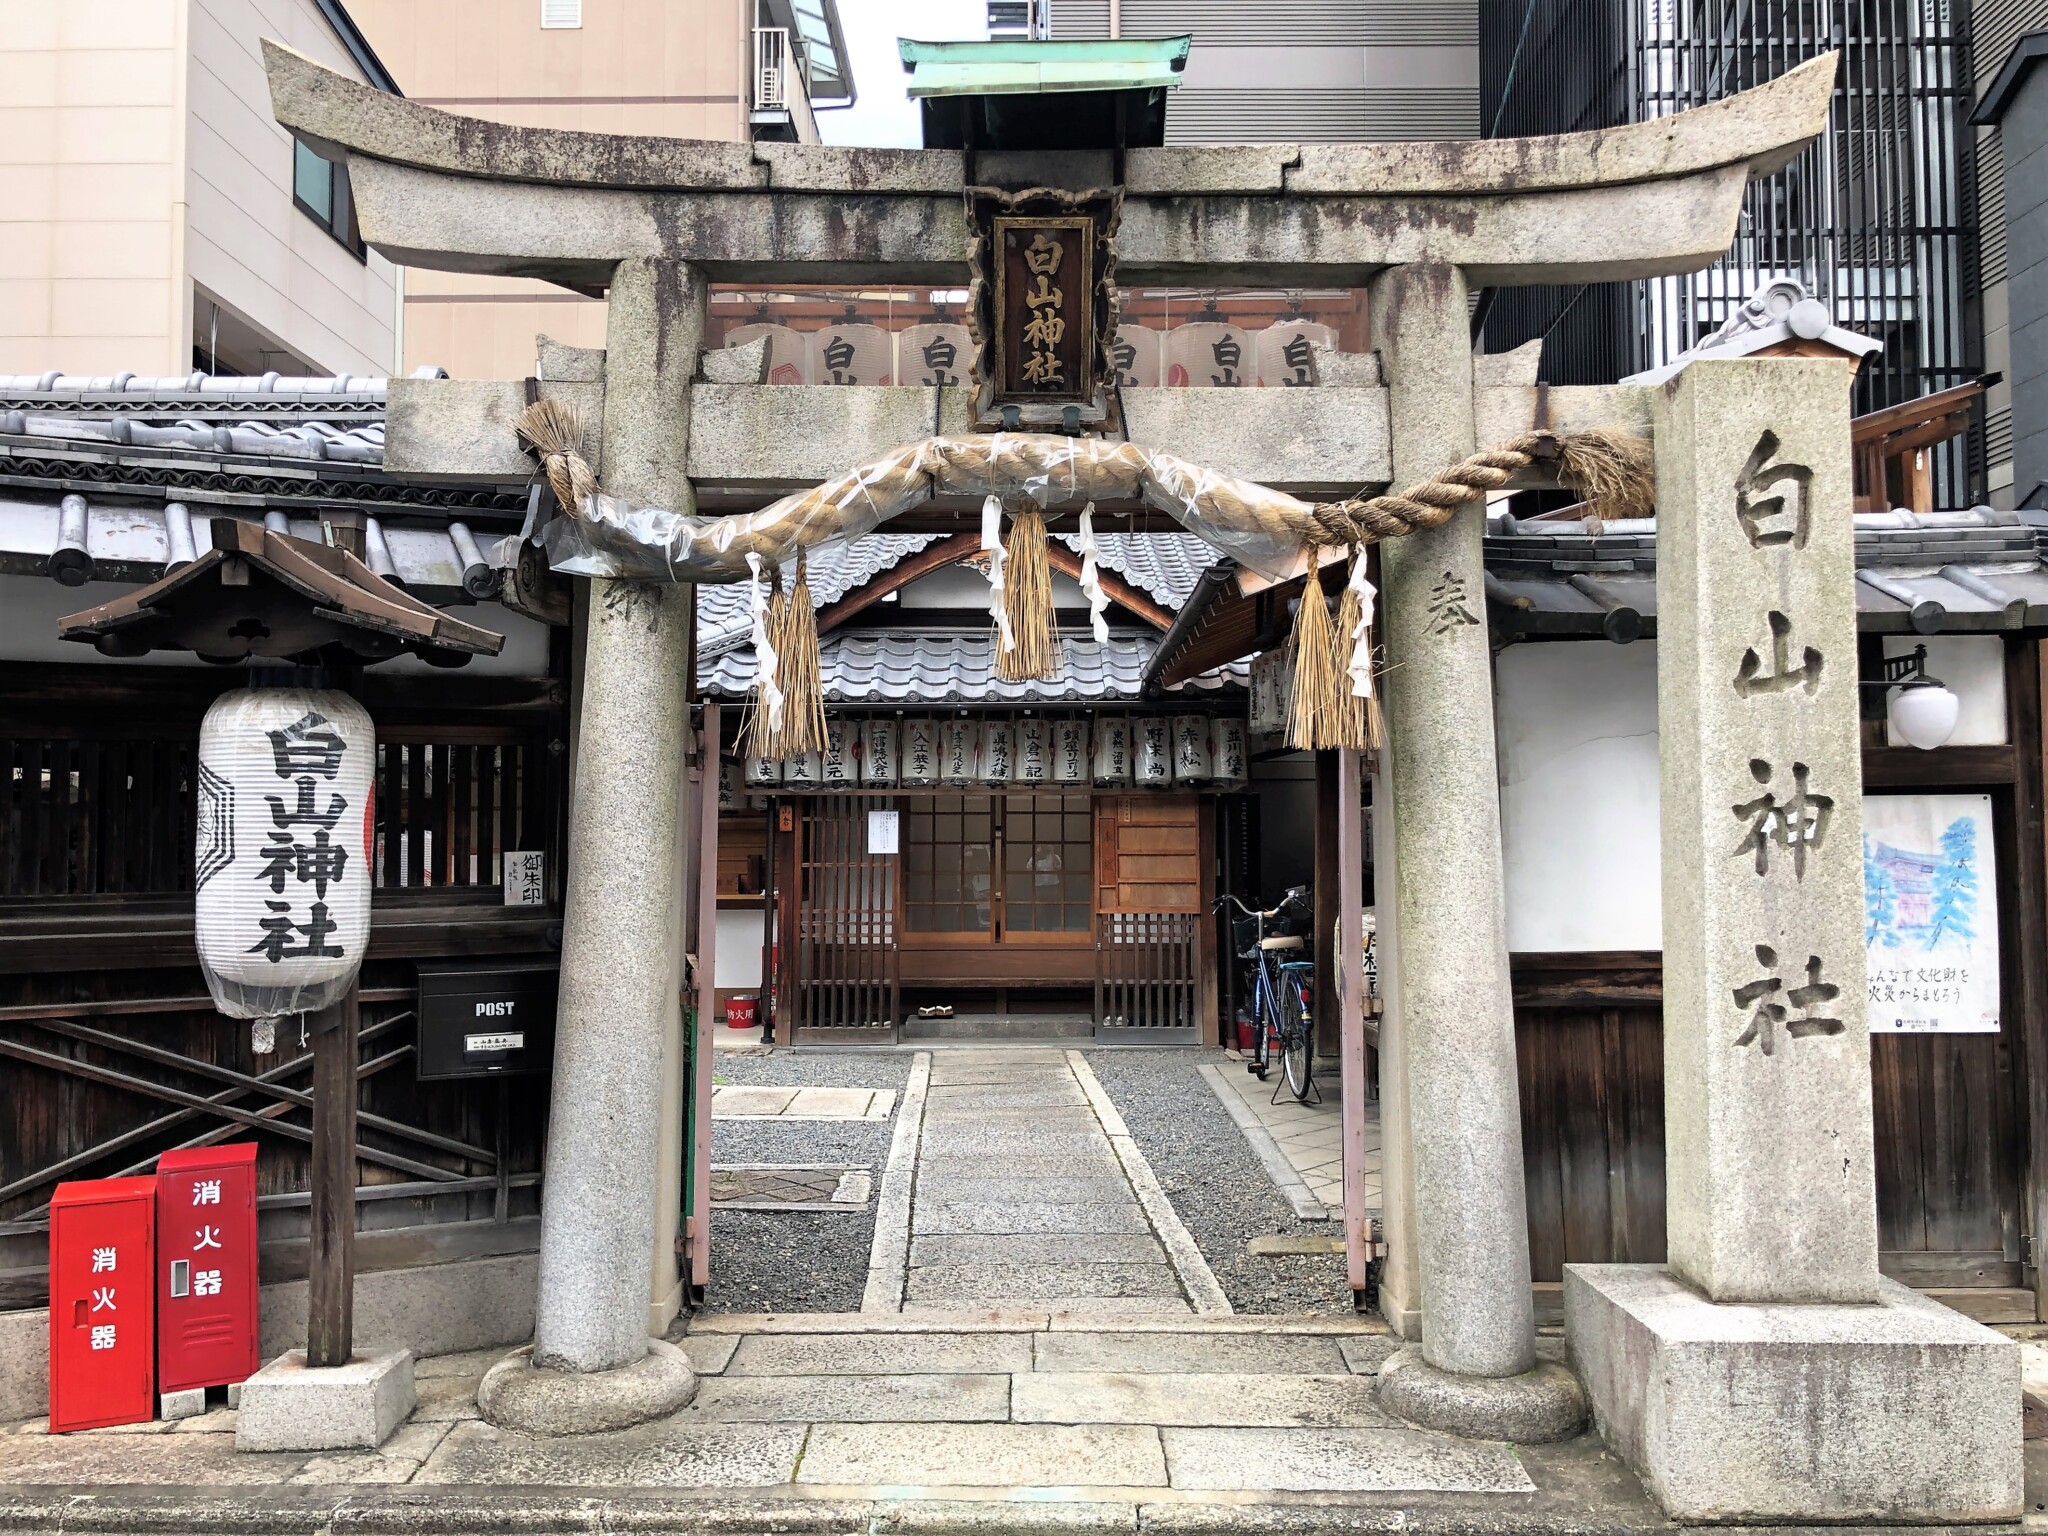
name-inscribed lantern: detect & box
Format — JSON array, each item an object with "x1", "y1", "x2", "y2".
[
  {"x1": 1214, "y1": 718, "x2": 1249, "y2": 788},
  {"x1": 821, "y1": 717, "x2": 858, "y2": 786},
  {"x1": 784, "y1": 751, "x2": 821, "y2": 787},
  {"x1": 1052, "y1": 719, "x2": 1089, "y2": 783},
  {"x1": 941, "y1": 719, "x2": 978, "y2": 786},
  {"x1": 1137, "y1": 717, "x2": 1173, "y2": 785},
  {"x1": 717, "y1": 758, "x2": 740, "y2": 813},
  {"x1": 195, "y1": 689, "x2": 373, "y2": 1021},
  {"x1": 862, "y1": 719, "x2": 898, "y2": 786},
  {"x1": 744, "y1": 753, "x2": 783, "y2": 787},
  {"x1": 902, "y1": 718, "x2": 938, "y2": 787},
  {"x1": 981, "y1": 721, "x2": 1016, "y2": 785},
  {"x1": 1016, "y1": 719, "x2": 1050, "y2": 784},
  {"x1": 1172, "y1": 715, "x2": 1213, "y2": 783},
  {"x1": 1093, "y1": 717, "x2": 1132, "y2": 785}
]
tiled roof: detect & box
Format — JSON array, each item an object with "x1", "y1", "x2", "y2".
[
  {"x1": 2, "y1": 410, "x2": 386, "y2": 465},
  {"x1": 1052, "y1": 530, "x2": 1217, "y2": 610},
  {"x1": 701, "y1": 629, "x2": 1246, "y2": 703},
  {"x1": 695, "y1": 534, "x2": 947, "y2": 657},
  {"x1": 1484, "y1": 508, "x2": 2048, "y2": 639}
]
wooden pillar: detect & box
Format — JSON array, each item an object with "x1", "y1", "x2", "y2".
[
  {"x1": 1337, "y1": 748, "x2": 1370, "y2": 1297},
  {"x1": 689, "y1": 703, "x2": 721, "y2": 1287},
  {"x1": 305, "y1": 987, "x2": 358, "y2": 1368},
  {"x1": 2020, "y1": 640, "x2": 2048, "y2": 1323},
  {"x1": 1313, "y1": 749, "x2": 1341, "y2": 1059},
  {"x1": 1197, "y1": 793, "x2": 1219, "y2": 1045}
]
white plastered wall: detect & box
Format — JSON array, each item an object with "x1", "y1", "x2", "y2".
[{"x1": 1495, "y1": 640, "x2": 1664, "y2": 953}]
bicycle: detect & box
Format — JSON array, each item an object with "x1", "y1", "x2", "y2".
[{"x1": 1217, "y1": 887, "x2": 1316, "y2": 1104}]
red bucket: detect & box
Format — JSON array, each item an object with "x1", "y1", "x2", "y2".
[
  {"x1": 725, "y1": 994, "x2": 758, "y2": 1030},
  {"x1": 1234, "y1": 1015, "x2": 1255, "y2": 1052}
]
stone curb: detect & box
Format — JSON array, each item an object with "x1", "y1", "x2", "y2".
[
  {"x1": 1195, "y1": 1062, "x2": 1331, "y2": 1220},
  {"x1": 861, "y1": 1050, "x2": 931, "y2": 1313},
  {"x1": 2, "y1": 1486, "x2": 2012, "y2": 1536},
  {"x1": 1067, "y1": 1051, "x2": 1233, "y2": 1318}
]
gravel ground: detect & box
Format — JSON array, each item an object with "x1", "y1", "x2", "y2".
[
  {"x1": 698, "y1": 1051, "x2": 911, "y2": 1315},
  {"x1": 1084, "y1": 1047, "x2": 1355, "y2": 1315}
]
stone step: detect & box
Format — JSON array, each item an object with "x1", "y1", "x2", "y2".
[{"x1": 903, "y1": 1012, "x2": 1095, "y2": 1040}]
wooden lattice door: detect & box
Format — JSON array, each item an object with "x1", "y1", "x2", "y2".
[{"x1": 790, "y1": 795, "x2": 899, "y2": 1036}]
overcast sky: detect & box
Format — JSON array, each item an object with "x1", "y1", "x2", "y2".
[{"x1": 820, "y1": 0, "x2": 987, "y2": 149}]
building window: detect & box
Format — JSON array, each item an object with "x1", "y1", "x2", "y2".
[
  {"x1": 292, "y1": 136, "x2": 365, "y2": 261},
  {"x1": 901, "y1": 791, "x2": 1091, "y2": 936},
  {"x1": 540, "y1": 0, "x2": 581, "y2": 26}
]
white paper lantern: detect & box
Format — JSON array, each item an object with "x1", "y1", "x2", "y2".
[
  {"x1": 863, "y1": 719, "x2": 899, "y2": 785},
  {"x1": 981, "y1": 721, "x2": 1015, "y2": 785},
  {"x1": 1052, "y1": 719, "x2": 1089, "y2": 783},
  {"x1": 901, "y1": 719, "x2": 938, "y2": 787},
  {"x1": 784, "y1": 751, "x2": 821, "y2": 786},
  {"x1": 1093, "y1": 717, "x2": 1132, "y2": 784},
  {"x1": 821, "y1": 717, "x2": 858, "y2": 786},
  {"x1": 195, "y1": 689, "x2": 374, "y2": 1021},
  {"x1": 1136, "y1": 717, "x2": 1173, "y2": 784},
  {"x1": 1214, "y1": 718, "x2": 1249, "y2": 788},
  {"x1": 1172, "y1": 715, "x2": 1213, "y2": 783},
  {"x1": 941, "y1": 718, "x2": 978, "y2": 786},
  {"x1": 744, "y1": 753, "x2": 783, "y2": 787},
  {"x1": 1015, "y1": 719, "x2": 1050, "y2": 784}
]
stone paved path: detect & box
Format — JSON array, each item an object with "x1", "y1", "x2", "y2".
[
  {"x1": 0, "y1": 1315, "x2": 1573, "y2": 1508},
  {"x1": 1201, "y1": 1059, "x2": 1381, "y2": 1218},
  {"x1": 870, "y1": 1048, "x2": 1226, "y2": 1314}
]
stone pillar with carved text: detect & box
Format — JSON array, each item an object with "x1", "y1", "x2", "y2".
[
  {"x1": 1370, "y1": 263, "x2": 1584, "y2": 1442},
  {"x1": 476, "y1": 259, "x2": 703, "y2": 1434},
  {"x1": 1565, "y1": 357, "x2": 2019, "y2": 1522}
]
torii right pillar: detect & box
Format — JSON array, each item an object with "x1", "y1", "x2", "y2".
[{"x1": 1565, "y1": 357, "x2": 2019, "y2": 1521}]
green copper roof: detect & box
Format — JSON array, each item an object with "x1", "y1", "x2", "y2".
[{"x1": 897, "y1": 36, "x2": 1190, "y2": 98}]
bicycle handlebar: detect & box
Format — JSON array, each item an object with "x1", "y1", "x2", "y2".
[{"x1": 1214, "y1": 889, "x2": 1310, "y2": 920}]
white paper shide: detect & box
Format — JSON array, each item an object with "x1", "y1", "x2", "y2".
[{"x1": 195, "y1": 689, "x2": 374, "y2": 1021}]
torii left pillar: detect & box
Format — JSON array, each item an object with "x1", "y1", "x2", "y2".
[{"x1": 477, "y1": 258, "x2": 704, "y2": 1434}]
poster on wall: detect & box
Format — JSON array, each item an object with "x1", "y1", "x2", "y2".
[{"x1": 1863, "y1": 793, "x2": 1999, "y2": 1033}]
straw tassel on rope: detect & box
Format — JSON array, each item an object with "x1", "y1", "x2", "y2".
[
  {"x1": 513, "y1": 397, "x2": 596, "y2": 514},
  {"x1": 769, "y1": 549, "x2": 828, "y2": 761},
  {"x1": 1285, "y1": 548, "x2": 1341, "y2": 753},
  {"x1": 997, "y1": 505, "x2": 1059, "y2": 682}
]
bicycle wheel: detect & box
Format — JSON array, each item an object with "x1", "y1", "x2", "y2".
[{"x1": 1282, "y1": 977, "x2": 1314, "y2": 1102}]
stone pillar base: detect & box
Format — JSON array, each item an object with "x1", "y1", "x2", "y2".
[
  {"x1": 235, "y1": 1347, "x2": 415, "y2": 1451},
  {"x1": 477, "y1": 1339, "x2": 697, "y2": 1436},
  {"x1": 1565, "y1": 1264, "x2": 2021, "y2": 1522},
  {"x1": 1375, "y1": 1345, "x2": 1586, "y2": 1443}
]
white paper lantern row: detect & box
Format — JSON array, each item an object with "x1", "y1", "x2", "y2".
[
  {"x1": 738, "y1": 716, "x2": 1250, "y2": 792},
  {"x1": 195, "y1": 688, "x2": 374, "y2": 1021}
]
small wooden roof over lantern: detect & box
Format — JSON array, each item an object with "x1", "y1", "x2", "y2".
[{"x1": 56, "y1": 516, "x2": 504, "y2": 668}]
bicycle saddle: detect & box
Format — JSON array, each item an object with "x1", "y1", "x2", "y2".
[{"x1": 1258, "y1": 935, "x2": 1304, "y2": 951}]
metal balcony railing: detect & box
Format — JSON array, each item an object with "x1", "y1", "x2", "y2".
[{"x1": 754, "y1": 26, "x2": 791, "y2": 113}]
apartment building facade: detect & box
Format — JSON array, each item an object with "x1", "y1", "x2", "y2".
[
  {"x1": 0, "y1": 0, "x2": 402, "y2": 378},
  {"x1": 1476, "y1": 0, "x2": 1993, "y2": 506},
  {"x1": 1045, "y1": 0, "x2": 1479, "y2": 142},
  {"x1": 349, "y1": 0, "x2": 853, "y2": 379}
]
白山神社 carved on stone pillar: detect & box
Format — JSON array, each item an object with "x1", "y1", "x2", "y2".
[{"x1": 247, "y1": 32, "x2": 2019, "y2": 1516}]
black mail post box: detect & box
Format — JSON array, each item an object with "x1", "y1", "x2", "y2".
[{"x1": 416, "y1": 958, "x2": 559, "y2": 1080}]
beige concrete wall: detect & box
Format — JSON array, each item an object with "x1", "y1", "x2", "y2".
[
  {"x1": 0, "y1": 2, "x2": 185, "y2": 374},
  {"x1": 185, "y1": 0, "x2": 401, "y2": 376},
  {"x1": 0, "y1": 0, "x2": 398, "y2": 379},
  {"x1": 350, "y1": 0, "x2": 751, "y2": 379}
]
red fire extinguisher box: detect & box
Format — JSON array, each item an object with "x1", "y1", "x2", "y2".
[
  {"x1": 48, "y1": 1177, "x2": 156, "y2": 1433},
  {"x1": 155, "y1": 1144, "x2": 260, "y2": 1396}
]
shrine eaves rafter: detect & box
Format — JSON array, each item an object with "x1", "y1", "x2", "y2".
[{"x1": 263, "y1": 40, "x2": 1837, "y2": 290}]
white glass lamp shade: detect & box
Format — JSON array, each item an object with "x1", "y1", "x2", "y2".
[{"x1": 1888, "y1": 683, "x2": 1960, "y2": 751}]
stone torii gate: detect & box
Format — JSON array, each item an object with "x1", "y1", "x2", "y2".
[{"x1": 261, "y1": 40, "x2": 1839, "y2": 1443}]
